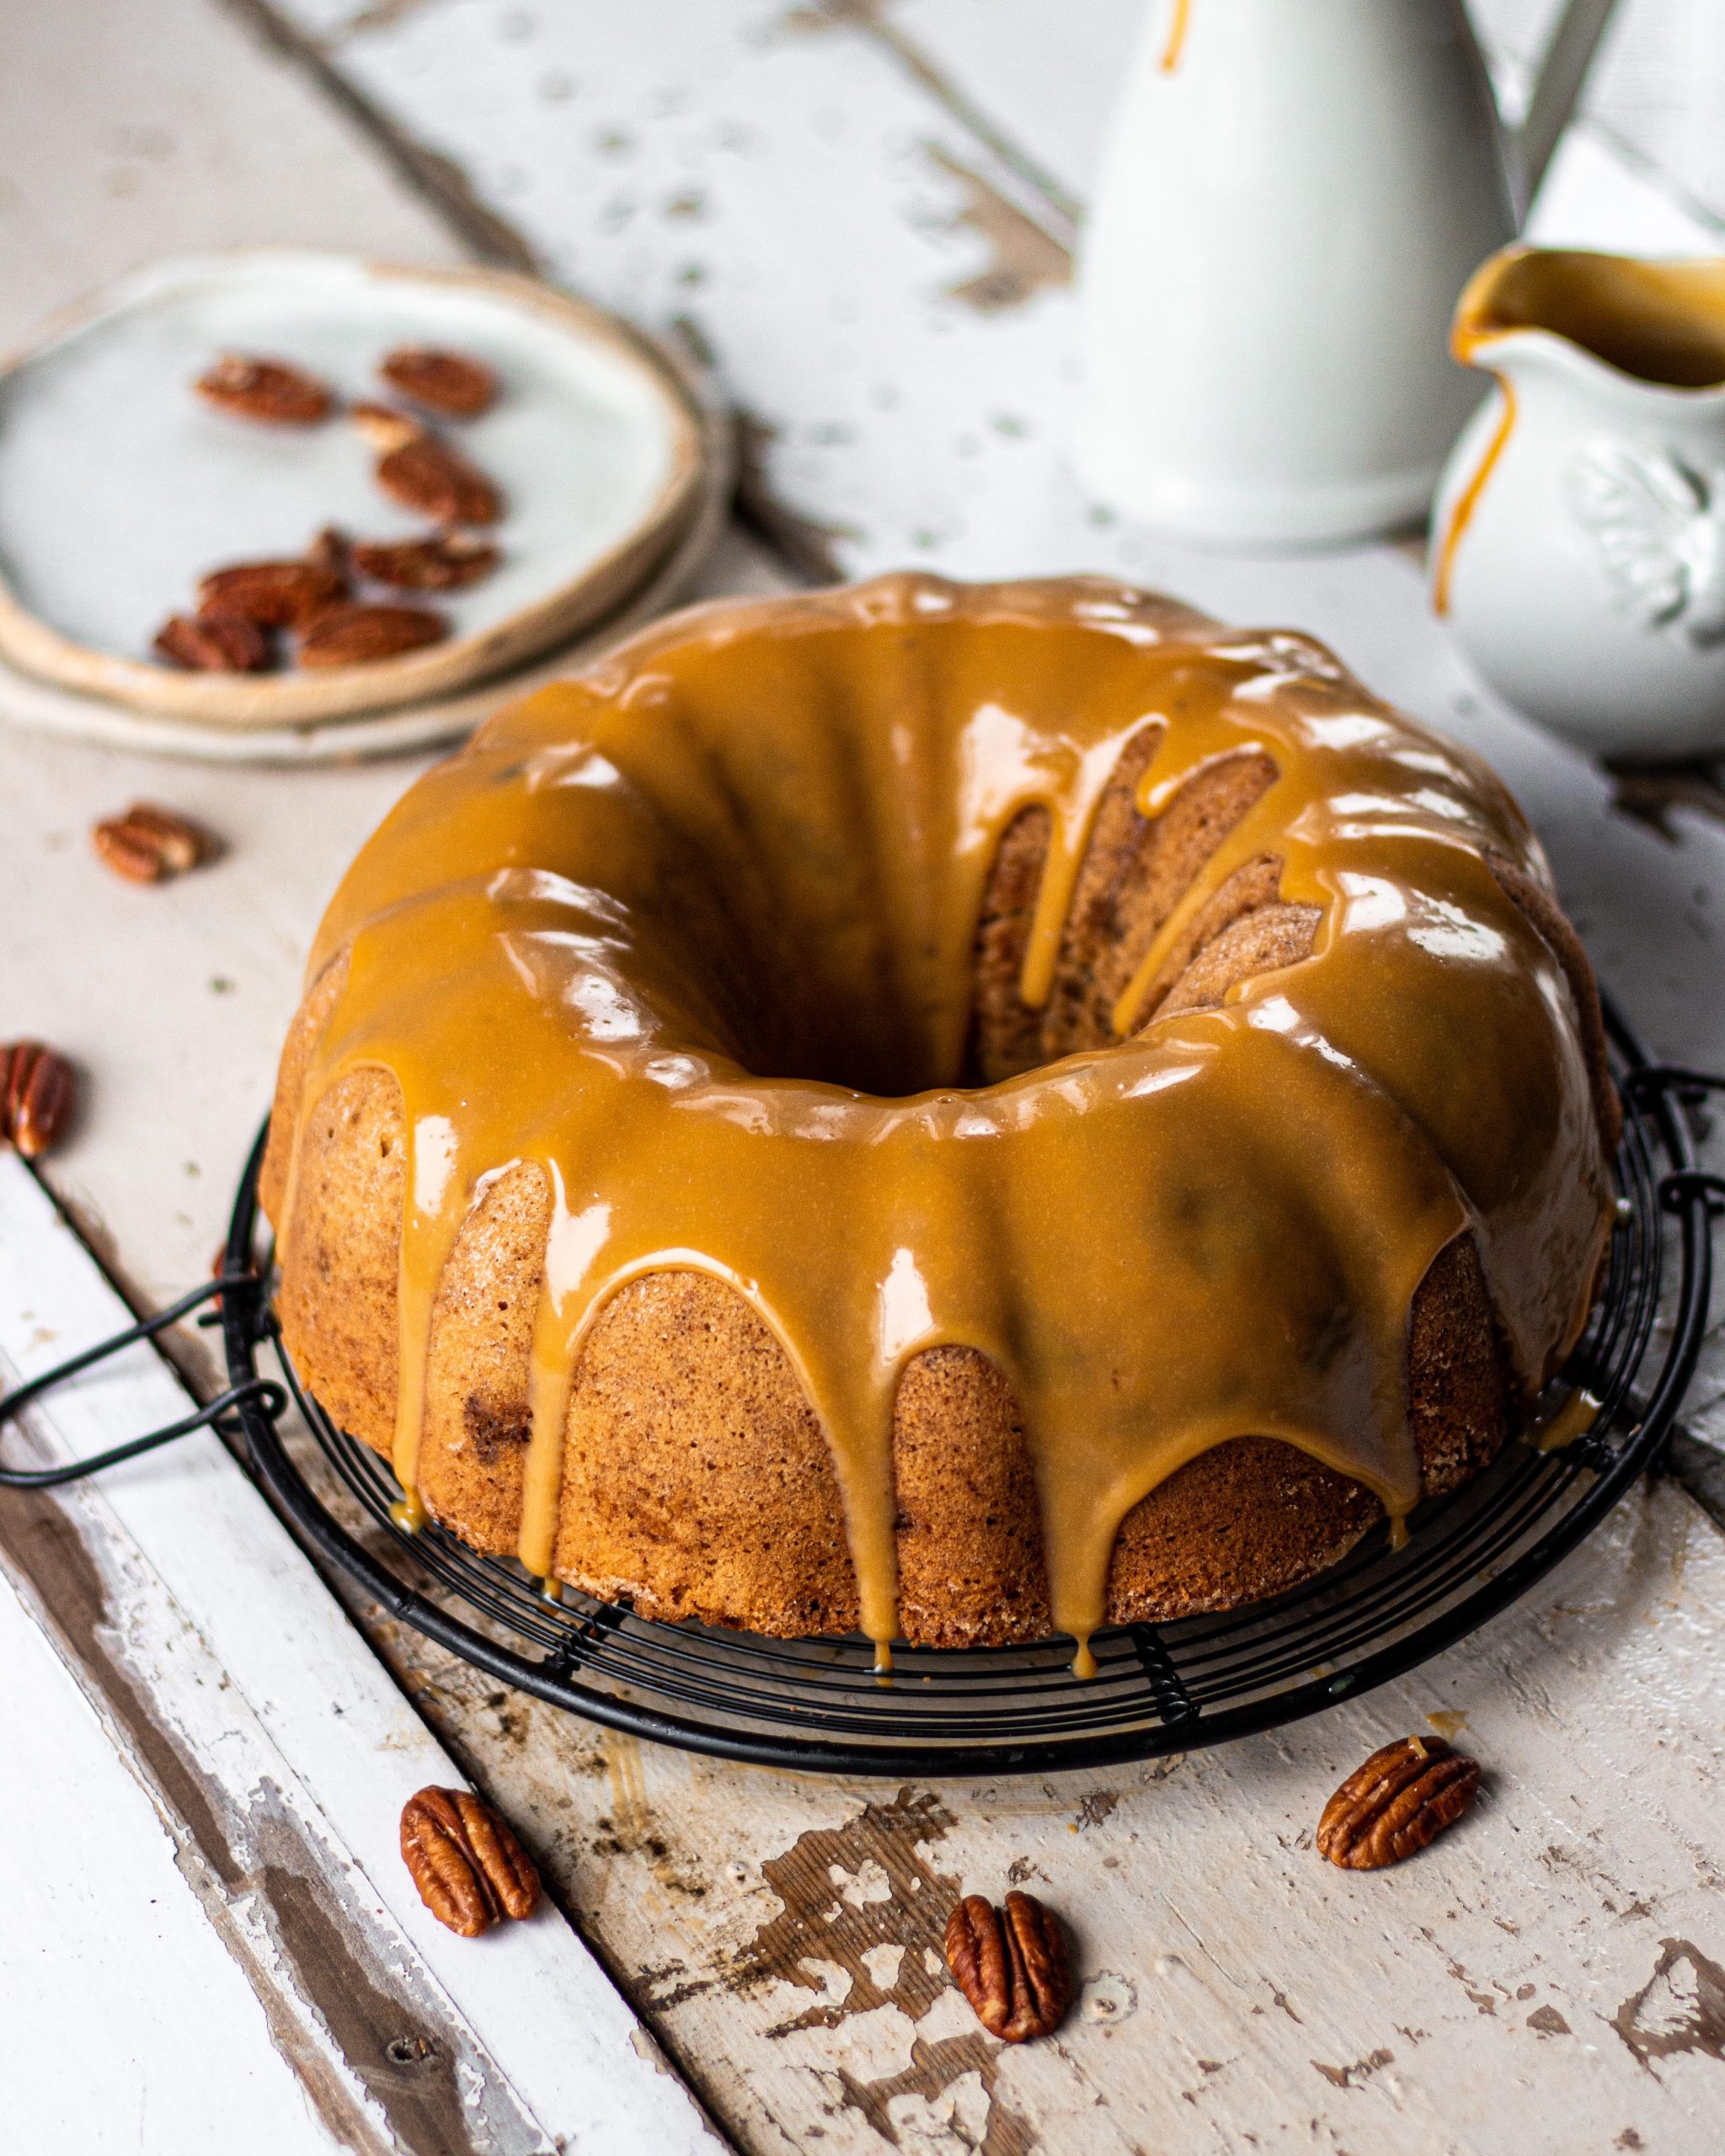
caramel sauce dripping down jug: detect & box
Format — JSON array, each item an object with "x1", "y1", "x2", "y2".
[{"x1": 1076, "y1": 0, "x2": 1620, "y2": 547}]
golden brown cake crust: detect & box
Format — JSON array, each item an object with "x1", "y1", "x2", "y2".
[
  {"x1": 265, "y1": 581, "x2": 1615, "y2": 1651},
  {"x1": 270, "y1": 772, "x2": 1535, "y2": 1643}
]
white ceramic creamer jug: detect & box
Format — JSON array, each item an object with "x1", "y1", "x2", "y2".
[
  {"x1": 1434, "y1": 249, "x2": 1725, "y2": 760},
  {"x1": 1076, "y1": 0, "x2": 1617, "y2": 547}
]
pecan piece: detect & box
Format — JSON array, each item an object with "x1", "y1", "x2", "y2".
[
  {"x1": 308, "y1": 526, "x2": 349, "y2": 580},
  {"x1": 400, "y1": 1786, "x2": 539, "y2": 1938},
  {"x1": 945, "y1": 1891, "x2": 1071, "y2": 2042},
  {"x1": 196, "y1": 558, "x2": 345, "y2": 628},
  {"x1": 1316, "y1": 1736, "x2": 1482, "y2": 1870},
  {"x1": 350, "y1": 531, "x2": 499, "y2": 591},
  {"x1": 350, "y1": 406, "x2": 502, "y2": 524},
  {"x1": 195, "y1": 354, "x2": 333, "y2": 425},
  {"x1": 297, "y1": 601, "x2": 448, "y2": 668},
  {"x1": 92, "y1": 803, "x2": 211, "y2": 883},
  {"x1": 377, "y1": 436, "x2": 503, "y2": 526},
  {"x1": 153, "y1": 610, "x2": 270, "y2": 673},
  {"x1": 0, "y1": 1042, "x2": 77, "y2": 1160},
  {"x1": 350, "y1": 402, "x2": 422, "y2": 456},
  {"x1": 379, "y1": 346, "x2": 499, "y2": 419}
]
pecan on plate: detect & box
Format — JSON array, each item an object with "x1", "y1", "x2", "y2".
[
  {"x1": 378, "y1": 436, "x2": 502, "y2": 526},
  {"x1": 350, "y1": 402, "x2": 423, "y2": 456},
  {"x1": 0, "y1": 1042, "x2": 77, "y2": 1160},
  {"x1": 297, "y1": 601, "x2": 448, "y2": 669},
  {"x1": 196, "y1": 557, "x2": 346, "y2": 629},
  {"x1": 308, "y1": 526, "x2": 349, "y2": 580},
  {"x1": 945, "y1": 1890, "x2": 1071, "y2": 2042},
  {"x1": 400, "y1": 1785, "x2": 539, "y2": 1938},
  {"x1": 350, "y1": 531, "x2": 499, "y2": 591},
  {"x1": 195, "y1": 354, "x2": 333, "y2": 425},
  {"x1": 379, "y1": 346, "x2": 499, "y2": 419},
  {"x1": 92, "y1": 803, "x2": 211, "y2": 883},
  {"x1": 1316, "y1": 1736, "x2": 1482, "y2": 1870},
  {"x1": 153, "y1": 610, "x2": 270, "y2": 673},
  {"x1": 350, "y1": 406, "x2": 502, "y2": 525}
]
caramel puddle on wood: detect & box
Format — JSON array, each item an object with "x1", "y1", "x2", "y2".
[
  {"x1": 732, "y1": 1788, "x2": 957, "y2": 2034},
  {"x1": 1612, "y1": 1938, "x2": 1725, "y2": 2069},
  {"x1": 839, "y1": 2034, "x2": 1036, "y2": 2156},
  {"x1": 1426, "y1": 1709, "x2": 1471, "y2": 1743},
  {"x1": 729, "y1": 1787, "x2": 1036, "y2": 2153}
]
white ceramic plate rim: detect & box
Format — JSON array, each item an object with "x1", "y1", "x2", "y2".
[{"x1": 0, "y1": 252, "x2": 710, "y2": 728}]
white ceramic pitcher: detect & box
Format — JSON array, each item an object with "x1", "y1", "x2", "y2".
[
  {"x1": 1434, "y1": 248, "x2": 1725, "y2": 760},
  {"x1": 1076, "y1": 0, "x2": 1619, "y2": 547}
]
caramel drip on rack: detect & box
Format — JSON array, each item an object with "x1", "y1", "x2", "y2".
[{"x1": 286, "y1": 576, "x2": 1613, "y2": 1671}]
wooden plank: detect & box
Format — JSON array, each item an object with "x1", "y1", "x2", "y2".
[
  {"x1": 0, "y1": 1153, "x2": 725, "y2": 2153},
  {"x1": 0, "y1": 1571, "x2": 344, "y2": 2153}
]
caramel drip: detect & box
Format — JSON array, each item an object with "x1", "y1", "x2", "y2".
[
  {"x1": 1529, "y1": 1387, "x2": 1602, "y2": 1454},
  {"x1": 285, "y1": 576, "x2": 1614, "y2": 1669},
  {"x1": 1160, "y1": 0, "x2": 1193, "y2": 73},
  {"x1": 1432, "y1": 377, "x2": 1516, "y2": 616}
]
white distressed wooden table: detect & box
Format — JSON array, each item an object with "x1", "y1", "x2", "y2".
[{"x1": 3, "y1": 4, "x2": 1724, "y2": 2152}]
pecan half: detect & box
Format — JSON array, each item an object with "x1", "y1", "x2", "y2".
[
  {"x1": 379, "y1": 346, "x2": 499, "y2": 419},
  {"x1": 153, "y1": 611, "x2": 270, "y2": 673},
  {"x1": 297, "y1": 601, "x2": 448, "y2": 668},
  {"x1": 195, "y1": 354, "x2": 333, "y2": 425},
  {"x1": 0, "y1": 1042, "x2": 77, "y2": 1160},
  {"x1": 92, "y1": 803, "x2": 211, "y2": 883},
  {"x1": 377, "y1": 436, "x2": 503, "y2": 526},
  {"x1": 1316, "y1": 1736, "x2": 1482, "y2": 1870},
  {"x1": 350, "y1": 531, "x2": 499, "y2": 591},
  {"x1": 350, "y1": 403, "x2": 501, "y2": 523},
  {"x1": 945, "y1": 1890, "x2": 1071, "y2": 2042},
  {"x1": 196, "y1": 558, "x2": 346, "y2": 628},
  {"x1": 400, "y1": 1786, "x2": 539, "y2": 1937}
]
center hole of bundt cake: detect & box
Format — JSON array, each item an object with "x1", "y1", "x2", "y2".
[{"x1": 692, "y1": 748, "x2": 1303, "y2": 1097}]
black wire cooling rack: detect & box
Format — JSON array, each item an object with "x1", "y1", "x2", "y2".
[{"x1": 4, "y1": 1003, "x2": 1722, "y2": 1778}]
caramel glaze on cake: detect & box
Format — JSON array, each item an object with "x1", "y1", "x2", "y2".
[{"x1": 261, "y1": 574, "x2": 1620, "y2": 1671}]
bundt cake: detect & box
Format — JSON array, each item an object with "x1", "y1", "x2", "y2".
[{"x1": 261, "y1": 574, "x2": 1619, "y2": 1671}]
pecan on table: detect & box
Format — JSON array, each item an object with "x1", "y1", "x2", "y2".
[
  {"x1": 297, "y1": 601, "x2": 448, "y2": 668},
  {"x1": 196, "y1": 557, "x2": 346, "y2": 629},
  {"x1": 400, "y1": 1785, "x2": 539, "y2": 1938},
  {"x1": 350, "y1": 531, "x2": 499, "y2": 592},
  {"x1": 195, "y1": 354, "x2": 333, "y2": 426},
  {"x1": 1316, "y1": 1735, "x2": 1482, "y2": 1870},
  {"x1": 945, "y1": 1889, "x2": 1071, "y2": 2042},
  {"x1": 0, "y1": 1042, "x2": 77, "y2": 1160},
  {"x1": 92, "y1": 803, "x2": 211, "y2": 883},
  {"x1": 379, "y1": 346, "x2": 499, "y2": 419},
  {"x1": 153, "y1": 610, "x2": 270, "y2": 673}
]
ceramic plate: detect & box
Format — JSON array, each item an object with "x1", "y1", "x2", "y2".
[
  {"x1": 0, "y1": 253, "x2": 708, "y2": 727},
  {"x1": 0, "y1": 384, "x2": 733, "y2": 764}
]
